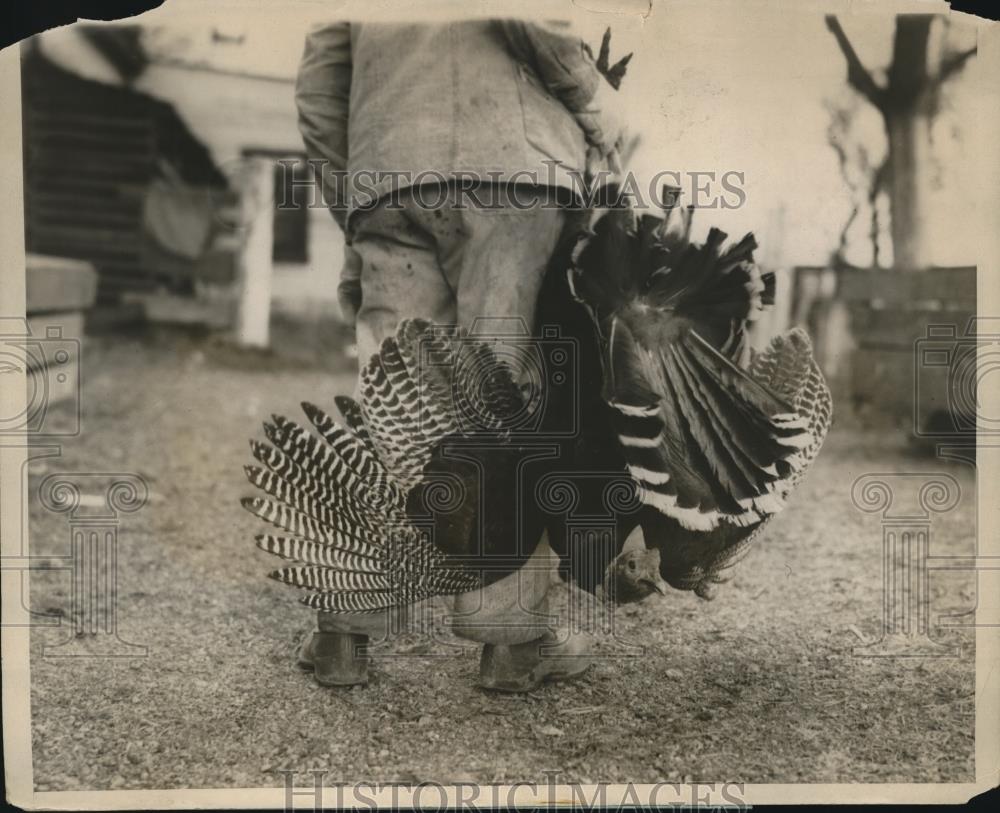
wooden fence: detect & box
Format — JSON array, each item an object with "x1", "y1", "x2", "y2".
[{"x1": 786, "y1": 265, "x2": 977, "y2": 432}]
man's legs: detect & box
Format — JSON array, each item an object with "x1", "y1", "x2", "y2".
[
  {"x1": 301, "y1": 197, "x2": 457, "y2": 686},
  {"x1": 306, "y1": 184, "x2": 590, "y2": 691},
  {"x1": 409, "y1": 185, "x2": 593, "y2": 691}
]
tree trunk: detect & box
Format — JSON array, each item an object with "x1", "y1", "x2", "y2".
[
  {"x1": 826, "y1": 14, "x2": 956, "y2": 271},
  {"x1": 883, "y1": 15, "x2": 936, "y2": 271},
  {"x1": 884, "y1": 109, "x2": 934, "y2": 270}
]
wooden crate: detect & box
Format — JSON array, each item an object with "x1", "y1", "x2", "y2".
[
  {"x1": 792, "y1": 265, "x2": 976, "y2": 433},
  {"x1": 23, "y1": 254, "x2": 98, "y2": 426}
]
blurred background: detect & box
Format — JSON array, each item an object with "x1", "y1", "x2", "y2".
[{"x1": 18, "y1": 2, "x2": 981, "y2": 442}]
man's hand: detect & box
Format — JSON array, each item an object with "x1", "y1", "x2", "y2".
[{"x1": 578, "y1": 80, "x2": 628, "y2": 163}]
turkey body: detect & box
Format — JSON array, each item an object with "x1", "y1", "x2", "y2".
[{"x1": 535, "y1": 206, "x2": 832, "y2": 600}]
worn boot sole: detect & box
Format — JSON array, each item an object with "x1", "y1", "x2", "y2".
[
  {"x1": 478, "y1": 630, "x2": 594, "y2": 693},
  {"x1": 478, "y1": 657, "x2": 593, "y2": 693}
]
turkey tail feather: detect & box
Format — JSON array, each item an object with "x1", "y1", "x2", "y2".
[
  {"x1": 242, "y1": 319, "x2": 529, "y2": 612},
  {"x1": 333, "y1": 395, "x2": 376, "y2": 453},
  {"x1": 255, "y1": 534, "x2": 382, "y2": 573},
  {"x1": 748, "y1": 327, "x2": 833, "y2": 491}
]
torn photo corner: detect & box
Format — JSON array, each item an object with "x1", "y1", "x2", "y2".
[{"x1": 1, "y1": 0, "x2": 998, "y2": 809}]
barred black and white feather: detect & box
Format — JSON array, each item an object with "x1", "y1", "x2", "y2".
[{"x1": 242, "y1": 319, "x2": 528, "y2": 613}]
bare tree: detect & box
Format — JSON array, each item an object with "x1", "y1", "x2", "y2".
[
  {"x1": 824, "y1": 93, "x2": 887, "y2": 267},
  {"x1": 825, "y1": 14, "x2": 976, "y2": 269}
]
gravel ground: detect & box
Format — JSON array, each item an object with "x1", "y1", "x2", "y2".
[{"x1": 28, "y1": 327, "x2": 976, "y2": 789}]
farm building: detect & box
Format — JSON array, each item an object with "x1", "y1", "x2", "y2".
[{"x1": 22, "y1": 22, "x2": 344, "y2": 333}]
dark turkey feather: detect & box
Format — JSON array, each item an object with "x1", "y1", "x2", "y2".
[
  {"x1": 562, "y1": 205, "x2": 832, "y2": 599},
  {"x1": 602, "y1": 322, "x2": 810, "y2": 529},
  {"x1": 641, "y1": 327, "x2": 832, "y2": 597},
  {"x1": 570, "y1": 208, "x2": 823, "y2": 534}
]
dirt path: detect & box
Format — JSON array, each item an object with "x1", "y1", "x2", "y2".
[{"x1": 28, "y1": 330, "x2": 976, "y2": 789}]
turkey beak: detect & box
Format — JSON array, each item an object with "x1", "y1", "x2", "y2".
[{"x1": 643, "y1": 576, "x2": 668, "y2": 596}]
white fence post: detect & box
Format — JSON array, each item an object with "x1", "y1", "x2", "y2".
[{"x1": 235, "y1": 155, "x2": 274, "y2": 348}]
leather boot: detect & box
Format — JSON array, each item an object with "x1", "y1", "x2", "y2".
[
  {"x1": 296, "y1": 631, "x2": 370, "y2": 687},
  {"x1": 478, "y1": 628, "x2": 593, "y2": 693}
]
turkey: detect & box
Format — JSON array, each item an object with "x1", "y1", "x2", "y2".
[
  {"x1": 242, "y1": 319, "x2": 570, "y2": 612},
  {"x1": 548, "y1": 202, "x2": 833, "y2": 600}
]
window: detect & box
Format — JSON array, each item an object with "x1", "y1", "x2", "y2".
[{"x1": 272, "y1": 155, "x2": 309, "y2": 264}]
